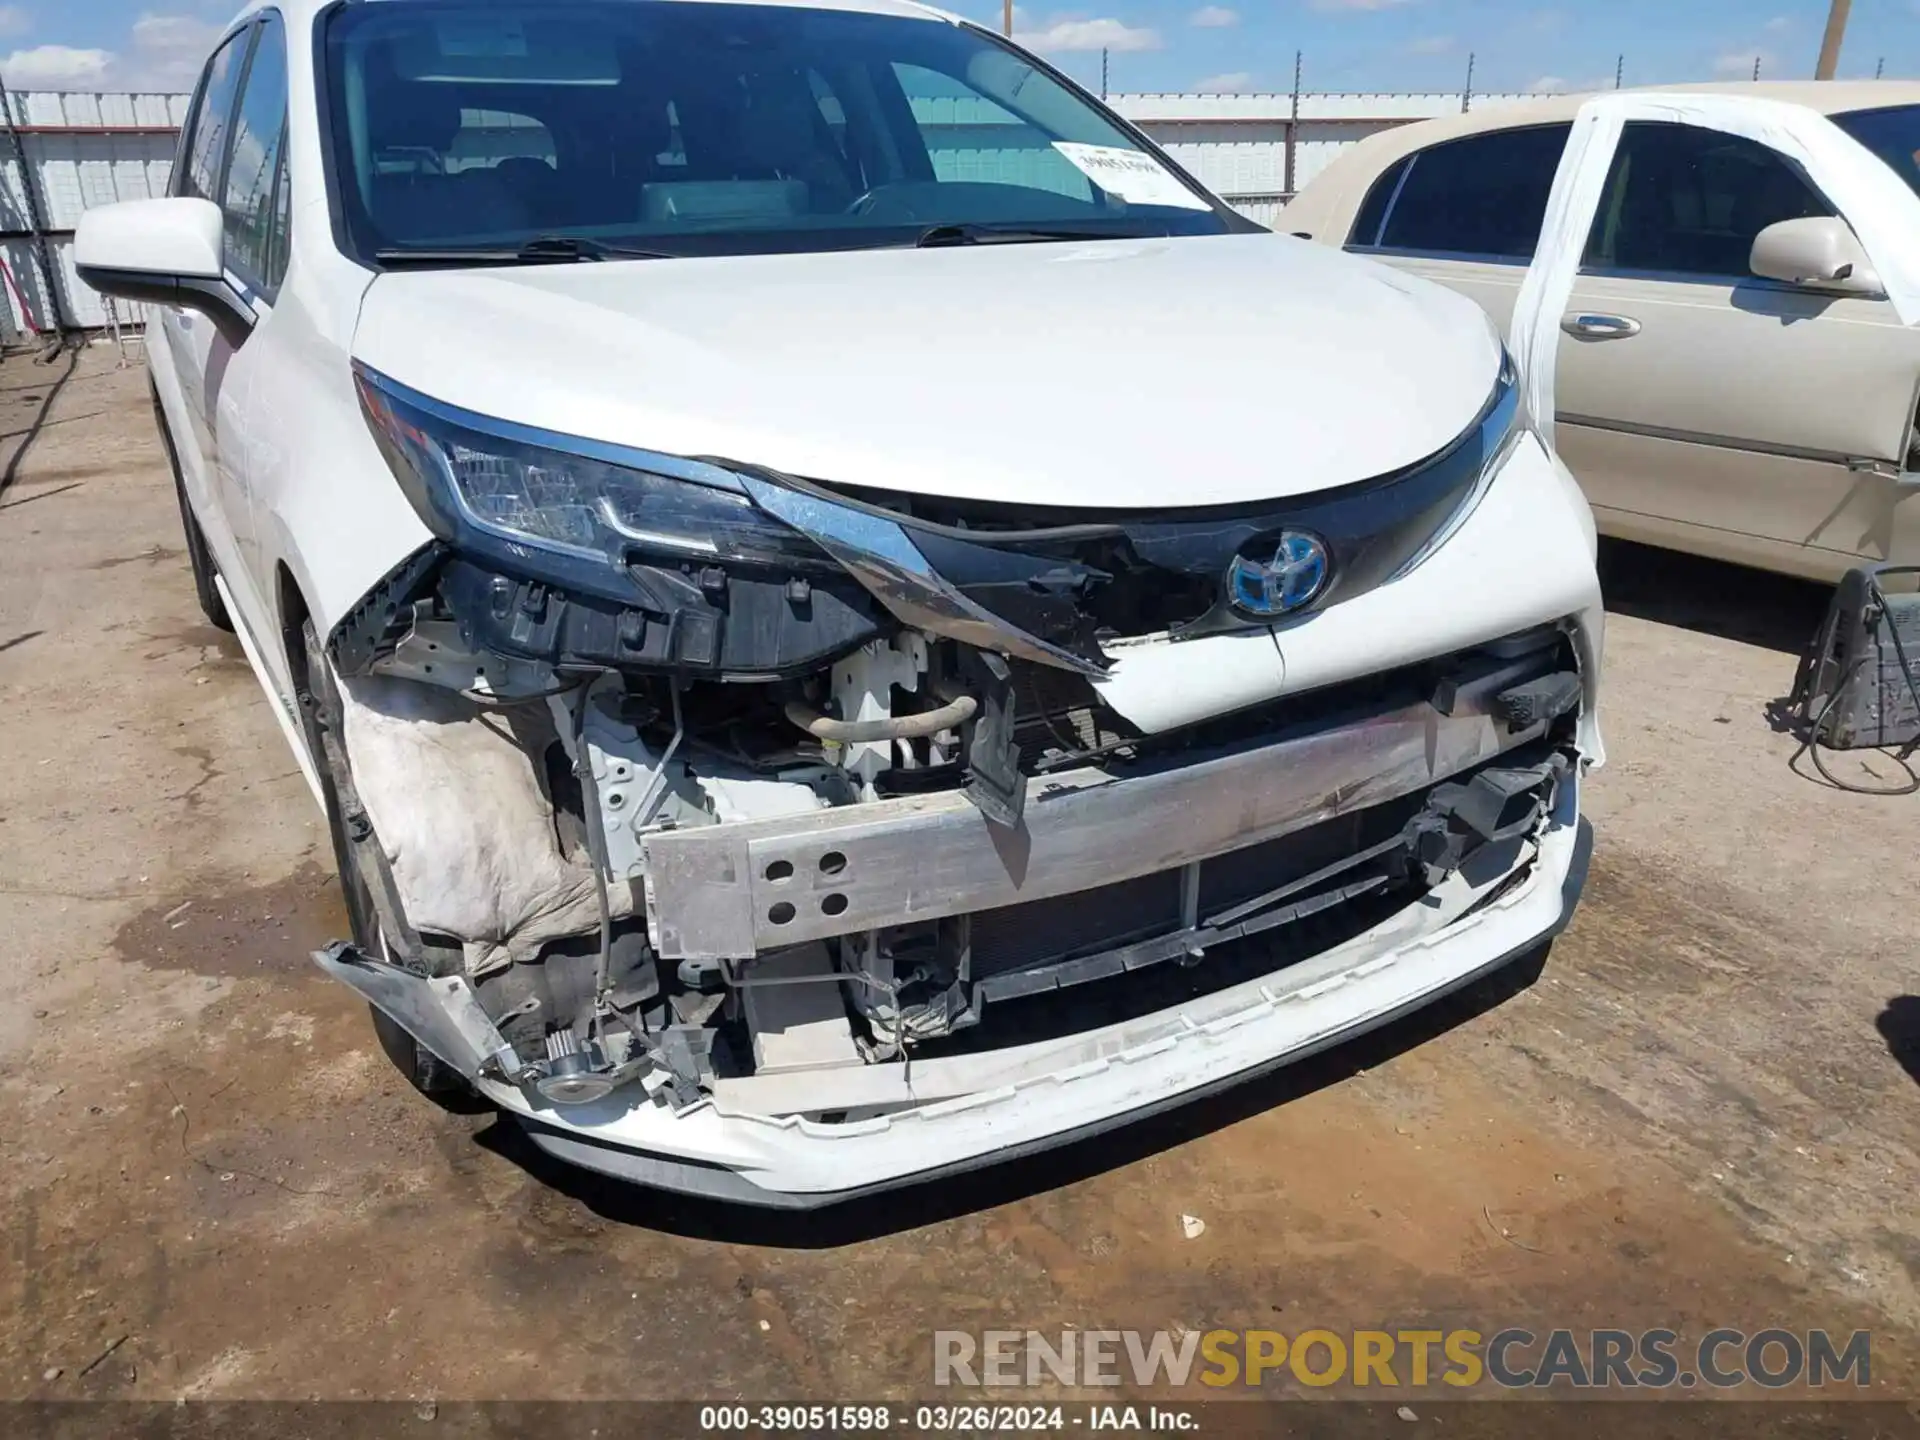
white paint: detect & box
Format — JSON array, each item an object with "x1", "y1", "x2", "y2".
[
  {"x1": 1095, "y1": 431, "x2": 1606, "y2": 764},
  {"x1": 74, "y1": 196, "x2": 222, "y2": 280},
  {"x1": 352, "y1": 235, "x2": 1501, "y2": 511}
]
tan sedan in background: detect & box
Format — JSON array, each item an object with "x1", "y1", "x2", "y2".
[{"x1": 1284, "y1": 81, "x2": 1920, "y2": 583}]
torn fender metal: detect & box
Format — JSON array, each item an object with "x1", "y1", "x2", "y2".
[{"x1": 311, "y1": 941, "x2": 518, "y2": 1080}]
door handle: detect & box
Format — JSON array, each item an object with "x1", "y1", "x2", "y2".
[{"x1": 1561, "y1": 312, "x2": 1641, "y2": 339}]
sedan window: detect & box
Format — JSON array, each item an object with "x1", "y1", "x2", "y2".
[{"x1": 1361, "y1": 124, "x2": 1571, "y2": 260}]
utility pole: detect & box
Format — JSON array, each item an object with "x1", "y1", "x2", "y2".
[
  {"x1": 1753, "y1": 55, "x2": 1762, "y2": 81},
  {"x1": 1876, "y1": 56, "x2": 1885, "y2": 79},
  {"x1": 1461, "y1": 51, "x2": 1474, "y2": 113},
  {"x1": 1101, "y1": 47, "x2": 1108, "y2": 100},
  {"x1": 1002, "y1": 0, "x2": 1012, "y2": 38},
  {"x1": 1614, "y1": 54, "x2": 1624, "y2": 89},
  {"x1": 1815, "y1": 0, "x2": 1851, "y2": 80}
]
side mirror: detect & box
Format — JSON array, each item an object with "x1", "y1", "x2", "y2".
[
  {"x1": 1749, "y1": 215, "x2": 1883, "y2": 298},
  {"x1": 75, "y1": 197, "x2": 253, "y2": 342}
]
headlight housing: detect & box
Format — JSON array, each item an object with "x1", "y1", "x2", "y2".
[{"x1": 354, "y1": 363, "x2": 830, "y2": 603}]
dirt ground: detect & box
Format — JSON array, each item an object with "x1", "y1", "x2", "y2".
[{"x1": 2, "y1": 346, "x2": 1918, "y2": 1413}]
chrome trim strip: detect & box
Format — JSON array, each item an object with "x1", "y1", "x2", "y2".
[
  {"x1": 641, "y1": 656, "x2": 1550, "y2": 960},
  {"x1": 735, "y1": 471, "x2": 1109, "y2": 677},
  {"x1": 1574, "y1": 264, "x2": 1885, "y2": 298},
  {"x1": 1557, "y1": 411, "x2": 1868, "y2": 468}
]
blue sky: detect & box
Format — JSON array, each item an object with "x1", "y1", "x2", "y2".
[{"x1": 1, "y1": 0, "x2": 1913, "y2": 94}]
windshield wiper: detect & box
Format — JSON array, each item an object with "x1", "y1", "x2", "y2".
[
  {"x1": 374, "y1": 235, "x2": 681, "y2": 266},
  {"x1": 914, "y1": 223, "x2": 1117, "y2": 248}
]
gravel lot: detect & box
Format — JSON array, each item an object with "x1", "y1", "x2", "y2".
[{"x1": 2, "y1": 345, "x2": 1917, "y2": 1413}]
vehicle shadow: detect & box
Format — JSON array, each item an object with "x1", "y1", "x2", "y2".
[
  {"x1": 1876, "y1": 996, "x2": 1920, "y2": 1089},
  {"x1": 0, "y1": 342, "x2": 80, "y2": 505},
  {"x1": 1597, "y1": 537, "x2": 1828, "y2": 657},
  {"x1": 472, "y1": 940, "x2": 1553, "y2": 1246}
]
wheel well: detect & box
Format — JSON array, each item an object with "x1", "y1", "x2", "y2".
[{"x1": 277, "y1": 564, "x2": 311, "y2": 697}]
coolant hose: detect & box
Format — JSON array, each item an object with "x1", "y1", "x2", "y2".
[{"x1": 783, "y1": 694, "x2": 978, "y2": 744}]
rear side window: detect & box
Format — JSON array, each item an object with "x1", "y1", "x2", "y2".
[
  {"x1": 222, "y1": 13, "x2": 292, "y2": 297},
  {"x1": 1581, "y1": 122, "x2": 1834, "y2": 278},
  {"x1": 1371, "y1": 124, "x2": 1570, "y2": 260},
  {"x1": 1346, "y1": 154, "x2": 1407, "y2": 247},
  {"x1": 178, "y1": 27, "x2": 251, "y2": 201}
]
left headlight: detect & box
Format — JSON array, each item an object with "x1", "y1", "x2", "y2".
[{"x1": 354, "y1": 363, "x2": 831, "y2": 603}]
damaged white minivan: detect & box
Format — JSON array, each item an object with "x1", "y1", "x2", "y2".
[{"x1": 79, "y1": 0, "x2": 1603, "y2": 1205}]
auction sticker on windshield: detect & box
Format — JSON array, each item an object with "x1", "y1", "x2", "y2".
[{"x1": 1052, "y1": 143, "x2": 1213, "y2": 211}]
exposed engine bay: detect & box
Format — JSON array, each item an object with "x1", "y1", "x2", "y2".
[
  {"x1": 298, "y1": 361, "x2": 1599, "y2": 1201},
  {"x1": 313, "y1": 544, "x2": 1587, "y2": 1118}
]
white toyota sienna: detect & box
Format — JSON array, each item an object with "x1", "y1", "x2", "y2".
[{"x1": 78, "y1": 0, "x2": 1604, "y2": 1206}]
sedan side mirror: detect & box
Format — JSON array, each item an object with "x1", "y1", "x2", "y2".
[
  {"x1": 1749, "y1": 215, "x2": 1883, "y2": 298},
  {"x1": 75, "y1": 197, "x2": 254, "y2": 342}
]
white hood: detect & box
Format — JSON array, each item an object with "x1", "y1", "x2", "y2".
[{"x1": 352, "y1": 233, "x2": 1501, "y2": 509}]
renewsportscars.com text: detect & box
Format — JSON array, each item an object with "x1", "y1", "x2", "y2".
[{"x1": 932, "y1": 1328, "x2": 1872, "y2": 1391}]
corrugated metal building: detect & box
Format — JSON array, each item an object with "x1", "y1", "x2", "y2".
[
  {"x1": 0, "y1": 90, "x2": 190, "y2": 336},
  {"x1": 0, "y1": 86, "x2": 1546, "y2": 335},
  {"x1": 1110, "y1": 90, "x2": 1547, "y2": 227}
]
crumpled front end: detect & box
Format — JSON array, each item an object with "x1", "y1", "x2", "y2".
[{"x1": 308, "y1": 365, "x2": 1602, "y2": 1205}]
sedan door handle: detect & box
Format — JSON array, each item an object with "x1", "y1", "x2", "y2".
[{"x1": 1561, "y1": 312, "x2": 1641, "y2": 339}]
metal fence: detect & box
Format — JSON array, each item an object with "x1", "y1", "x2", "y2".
[{"x1": 0, "y1": 86, "x2": 1547, "y2": 336}]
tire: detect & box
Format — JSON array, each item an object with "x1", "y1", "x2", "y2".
[
  {"x1": 152, "y1": 397, "x2": 233, "y2": 632},
  {"x1": 295, "y1": 617, "x2": 478, "y2": 1106}
]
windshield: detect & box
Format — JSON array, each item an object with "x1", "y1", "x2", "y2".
[
  {"x1": 322, "y1": 0, "x2": 1232, "y2": 263},
  {"x1": 1833, "y1": 105, "x2": 1920, "y2": 197}
]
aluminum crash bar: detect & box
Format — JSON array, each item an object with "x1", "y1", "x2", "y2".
[{"x1": 642, "y1": 649, "x2": 1570, "y2": 960}]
